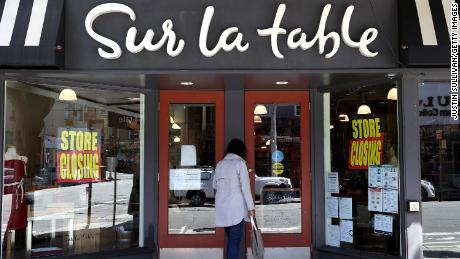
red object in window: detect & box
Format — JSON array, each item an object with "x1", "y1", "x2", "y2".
[{"x1": 4, "y1": 159, "x2": 27, "y2": 230}]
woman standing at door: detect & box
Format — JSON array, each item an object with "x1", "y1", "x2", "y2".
[{"x1": 213, "y1": 139, "x2": 255, "y2": 259}]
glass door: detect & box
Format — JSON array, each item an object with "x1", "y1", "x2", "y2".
[
  {"x1": 244, "y1": 91, "x2": 311, "y2": 247},
  {"x1": 159, "y1": 91, "x2": 225, "y2": 248}
]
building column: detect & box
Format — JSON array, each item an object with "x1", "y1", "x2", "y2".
[
  {"x1": 224, "y1": 75, "x2": 245, "y2": 259},
  {"x1": 400, "y1": 74, "x2": 423, "y2": 259},
  {"x1": 143, "y1": 76, "x2": 159, "y2": 256}
]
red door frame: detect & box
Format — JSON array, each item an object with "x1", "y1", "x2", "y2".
[
  {"x1": 158, "y1": 91, "x2": 225, "y2": 248},
  {"x1": 244, "y1": 91, "x2": 311, "y2": 247}
]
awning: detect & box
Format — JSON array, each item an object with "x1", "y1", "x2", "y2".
[
  {"x1": 399, "y1": 0, "x2": 457, "y2": 66},
  {"x1": 0, "y1": 0, "x2": 64, "y2": 67}
]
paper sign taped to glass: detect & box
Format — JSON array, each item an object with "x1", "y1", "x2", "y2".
[
  {"x1": 382, "y1": 189, "x2": 399, "y2": 214},
  {"x1": 374, "y1": 214, "x2": 393, "y2": 235},
  {"x1": 382, "y1": 165, "x2": 398, "y2": 190},
  {"x1": 169, "y1": 169, "x2": 202, "y2": 190},
  {"x1": 368, "y1": 166, "x2": 383, "y2": 188},
  {"x1": 326, "y1": 196, "x2": 339, "y2": 218},
  {"x1": 56, "y1": 127, "x2": 101, "y2": 183},
  {"x1": 340, "y1": 220, "x2": 353, "y2": 243},
  {"x1": 348, "y1": 117, "x2": 384, "y2": 170},
  {"x1": 339, "y1": 198, "x2": 353, "y2": 219},
  {"x1": 327, "y1": 172, "x2": 339, "y2": 193},
  {"x1": 368, "y1": 188, "x2": 383, "y2": 212},
  {"x1": 326, "y1": 224, "x2": 340, "y2": 247}
]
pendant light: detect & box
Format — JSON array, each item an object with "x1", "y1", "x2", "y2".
[
  {"x1": 254, "y1": 105, "x2": 268, "y2": 115},
  {"x1": 357, "y1": 104, "x2": 372, "y2": 115},
  {"x1": 254, "y1": 115, "x2": 262, "y2": 123},
  {"x1": 59, "y1": 89, "x2": 77, "y2": 101},
  {"x1": 172, "y1": 123, "x2": 181, "y2": 130},
  {"x1": 357, "y1": 92, "x2": 371, "y2": 115},
  {"x1": 387, "y1": 88, "x2": 397, "y2": 100},
  {"x1": 386, "y1": 75, "x2": 398, "y2": 100},
  {"x1": 338, "y1": 113, "x2": 350, "y2": 122},
  {"x1": 387, "y1": 81, "x2": 398, "y2": 100}
]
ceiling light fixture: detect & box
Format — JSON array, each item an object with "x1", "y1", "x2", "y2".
[
  {"x1": 386, "y1": 73, "x2": 397, "y2": 78},
  {"x1": 357, "y1": 104, "x2": 372, "y2": 115},
  {"x1": 254, "y1": 115, "x2": 262, "y2": 123},
  {"x1": 180, "y1": 81, "x2": 194, "y2": 86},
  {"x1": 173, "y1": 136, "x2": 181, "y2": 143},
  {"x1": 59, "y1": 89, "x2": 77, "y2": 101},
  {"x1": 172, "y1": 123, "x2": 181, "y2": 130},
  {"x1": 387, "y1": 87, "x2": 398, "y2": 100},
  {"x1": 254, "y1": 104, "x2": 268, "y2": 115},
  {"x1": 276, "y1": 81, "x2": 289, "y2": 85},
  {"x1": 338, "y1": 113, "x2": 350, "y2": 122},
  {"x1": 127, "y1": 97, "x2": 141, "y2": 101},
  {"x1": 265, "y1": 139, "x2": 271, "y2": 146},
  {"x1": 170, "y1": 116, "x2": 175, "y2": 124}
]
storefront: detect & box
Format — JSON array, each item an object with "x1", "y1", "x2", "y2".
[{"x1": 0, "y1": 0, "x2": 455, "y2": 259}]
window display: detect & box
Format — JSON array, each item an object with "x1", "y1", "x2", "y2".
[
  {"x1": 2, "y1": 81, "x2": 143, "y2": 258},
  {"x1": 323, "y1": 81, "x2": 400, "y2": 256}
]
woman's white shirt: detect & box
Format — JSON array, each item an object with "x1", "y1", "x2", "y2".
[{"x1": 213, "y1": 153, "x2": 255, "y2": 227}]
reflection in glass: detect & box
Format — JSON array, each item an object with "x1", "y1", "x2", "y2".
[
  {"x1": 168, "y1": 105, "x2": 216, "y2": 234},
  {"x1": 253, "y1": 104, "x2": 302, "y2": 233},
  {"x1": 420, "y1": 82, "x2": 460, "y2": 258},
  {"x1": 2, "y1": 81, "x2": 142, "y2": 258}
]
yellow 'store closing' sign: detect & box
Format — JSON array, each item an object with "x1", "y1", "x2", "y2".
[
  {"x1": 348, "y1": 117, "x2": 384, "y2": 170},
  {"x1": 56, "y1": 128, "x2": 101, "y2": 183}
]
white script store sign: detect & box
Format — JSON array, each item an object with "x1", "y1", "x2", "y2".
[{"x1": 86, "y1": 3, "x2": 379, "y2": 60}]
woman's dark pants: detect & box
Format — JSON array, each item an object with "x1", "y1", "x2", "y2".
[{"x1": 224, "y1": 219, "x2": 245, "y2": 259}]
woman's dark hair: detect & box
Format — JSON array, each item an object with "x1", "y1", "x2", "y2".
[{"x1": 225, "y1": 139, "x2": 247, "y2": 160}]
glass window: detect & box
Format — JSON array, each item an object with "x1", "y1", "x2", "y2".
[
  {"x1": 2, "y1": 81, "x2": 143, "y2": 258},
  {"x1": 168, "y1": 104, "x2": 216, "y2": 234},
  {"x1": 253, "y1": 104, "x2": 302, "y2": 233},
  {"x1": 420, "y1": 82, "x2": 460, "y2": 257},
  {"x1": 323, "y1": 81, "x2": 400, "y2": 255}
]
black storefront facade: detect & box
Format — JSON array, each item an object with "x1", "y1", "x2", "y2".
[{"x1": 0, "y1": 0, "x2": 455, "y2": 259}]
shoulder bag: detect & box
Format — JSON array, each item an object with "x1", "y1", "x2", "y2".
[{"x1": 250, "y1": 216, "x2": 264, "y2": 259}]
